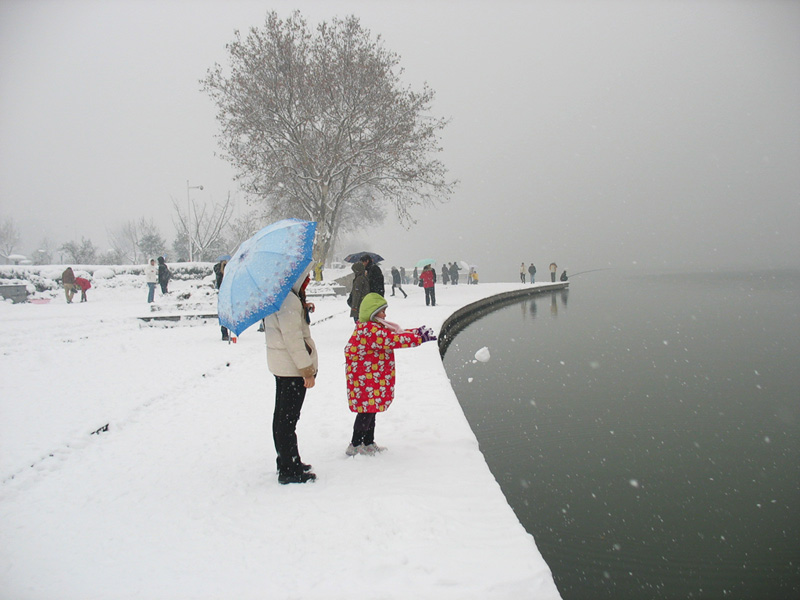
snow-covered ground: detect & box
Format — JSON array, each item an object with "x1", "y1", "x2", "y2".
[{"x1": 0, "y1": 272, "x2": 561, "y2": 600}]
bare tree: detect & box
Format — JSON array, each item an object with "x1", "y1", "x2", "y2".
[
  {"x1": 108, "y1": 218, "x2": 167, "y2": 264},
  {"x1": 60, "y1": 238, "x2": 97, "y2": 264},
  {"x1": 32, "y1": 237, "x2": 56, "y2": 265},
  {"x1": 171, "y1": 193, "x2": 235, "y2": 262},
  {"x1": 0, "y1": 216, "x2": 21, "y2": 261},
  {"x1": 108, "y1": 220, "x2": 141, "y2": 264},
  {"x1": 203, "y1": 11, "x2": 456, "y2": 265},
  {"x1": 226, "y1": 209, "x2": 264, "y2": 253}
]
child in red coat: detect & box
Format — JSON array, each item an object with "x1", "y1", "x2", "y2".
[
  {"x1": 74, "y1": 277, "x2": 92, "y2": 302},
  {"x1": 344, "y1": 293, "x2": 436, "y2": 456}
]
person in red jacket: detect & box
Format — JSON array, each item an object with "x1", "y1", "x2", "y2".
[
  {"x1": 74, "y1": 277, "x2": 91, "y2": 302},
  {"x1": 420, "y1": 263, "x2": 436, "y2": 306},
  {"x1": 344, "y1": 293, "x2": 436, "y2": 456}
]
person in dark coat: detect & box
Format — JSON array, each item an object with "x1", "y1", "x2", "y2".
[
  {"x1": 61, "y1": 267, "x2": 76, "y2": 303},
  {"x1": 449, "y1": 262, "x2": 460, "y2": 285},
  {"x1": 349, "y1": 261, "x2": 370, "y2": 322},
  {"x1": 560, "y1": 270, "x2": 568, "y2": 281},
  {"x1": 361, "y1": 254, "x2": 385, "y2": 297},
  {"x1": 157, "y1": 256, "x2": 171, "y2": 293},
  {"x1": 390, "y1": 266, "x2": 407, "y2": 298},
  {"x1": 441, "y1": 264, "x2": 450, "y2": 285},
  {"x1": 413, "y1": 267, "x2": 419, "y2": 286},
  {"x1": 214, "y1": 259, "x2": 229, "y2": 341},
  {"x1": 528, "y1": 263, "x2": 536, "y2": 283}
]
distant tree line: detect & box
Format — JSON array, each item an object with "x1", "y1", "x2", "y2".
[{"x1": 1, "y1": 198, "x2": 263, "y2": 265}]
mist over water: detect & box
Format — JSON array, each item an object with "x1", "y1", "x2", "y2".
[{"x1": 443, "y1": 269, "x2": 800, "y2": 599}]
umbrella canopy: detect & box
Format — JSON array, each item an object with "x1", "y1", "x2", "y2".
[
  {"x1": 416, "y1": 258, "x2": 436, "y2": 268},
  {"x1": 458, "y1": 260, "x2": 470, "y2": 271},
  {"x1": 215, "y1": 254, "x2": 231, "y2": 262},
  {"x1": 343, "y1": 251, "x2": 384, "y2": 263},
  {"x1": 217, "y1": 219, "x2": 316, "y2": 337}
]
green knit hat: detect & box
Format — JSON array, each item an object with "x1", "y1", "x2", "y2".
[{"x1": 358, "y1": 293, "x2": 388, "y2": 322}]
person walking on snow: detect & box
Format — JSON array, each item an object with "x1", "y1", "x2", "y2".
[
  {"x1": 74, "y1": 277, "x2": 91, "y2": 302},
  {"x1": 420, "y1": 264, "x2": 436, "y2": 306},
  {"x1": 157, "y1": 256, "x2": 171, "y2": 294},
  {"x1": 214, "y1": 259, "x2": 229, "y2": 341},
  {"x1": 62, "y1": 267, "x2": 76, "y2": 303},
  {"x1": 145, "y1": 259, "x2": 158, "y2": 303},
  {"x1": 390, "y1": 266, "x2": 407, "y2": 298},
  {"x1": 528, "y1": 263, "x2": 536, "y2": 283},
  {"x1": 264, "y1": 271, "x2": 318, "y2": 484},
  {"x1": 520, "y1": 262, "x2": 526, "y2": 284},
  {"x1": 348, "y1": 261, "x2": 370, "y2": 323},
  {"x1": 344, "y1": 293, "x2": 437, "y2": 456},
  {"x1": 361, "y1": 254, "x2": 385, "y2": 297},
  {"x1": 449, "y1": 262, "x2": 460, "y2": 285},
  {"x1": 441, "y1": 264, "x2": 450, "y2": 285}
]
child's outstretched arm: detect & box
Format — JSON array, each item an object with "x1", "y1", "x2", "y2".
[{"x1": 386, "y1": 329, "x2": 423, "y2": 349}]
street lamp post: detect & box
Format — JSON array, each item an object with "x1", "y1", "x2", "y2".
[{"x1": 186, "y1": 180, "x2": 203, "y2": 262}]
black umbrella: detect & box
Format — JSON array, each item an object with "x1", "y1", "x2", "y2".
[{"x1": 343, "y1": 251, "x2": 384, "y2": 263}]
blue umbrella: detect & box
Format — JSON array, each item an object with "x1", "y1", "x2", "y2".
[
  {"x1": 416, "y1": 258, "x2": 436, "y2": 268},
  {"x1": 217, "y1": 219, "x2": 317, "y2": 337},
  {"x1": 215, "y1": 254, "x2": 232, "y2": 262}
]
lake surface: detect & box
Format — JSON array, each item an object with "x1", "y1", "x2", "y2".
[{"x1": 442, "y1": 269, "x2": 800, "y2": 599}]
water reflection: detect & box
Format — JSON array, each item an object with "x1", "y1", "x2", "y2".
[
  {"x1": 516, "y1": 290, "x2": 568, "y2": 321},
  {"x1": 443, "y1": 271, "x2": 800, "y2": 599}
]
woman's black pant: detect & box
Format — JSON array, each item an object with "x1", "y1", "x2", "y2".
[
  {"x1": 424, "y1": 286, "x2": 436, "y2": 306},
  {"x1": 273, "y1": 376, "x2": 307, "y2": 476},
  {"x1": 351, "y1": 413, "x2": 376, "y2": 446}
]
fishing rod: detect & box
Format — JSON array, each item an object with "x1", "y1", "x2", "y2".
[{"x1": 568, "y1": 268, "x2": 612, "y2": 278}]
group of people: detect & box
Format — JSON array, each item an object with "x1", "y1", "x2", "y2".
[
  {"x1": 60, "y1": 267, "x2": 91, "y2": 303},
  {"x1": 439, "y1": 262, "x2": 462, "y2": 285},
  {"x1": 60, "y1": 256, "x2": 174, "y2": 305},
  {"x1": 519, "y1": 262, "x2": 568, "y2": 283},
  {"x1": 267, "y1": 256, "x2": 437, "y2": 484},
  {"x1": 144, "y1": 256, "x2": 172, "y2": 302}
]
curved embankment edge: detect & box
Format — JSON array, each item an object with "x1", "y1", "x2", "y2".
[{"x1": 437, "y1": 282, "x2": 569, "y2": 356}]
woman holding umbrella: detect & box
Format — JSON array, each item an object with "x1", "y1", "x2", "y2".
[
  {"x1": 217, "y1": 218, "x2": 319, "y2": 484},
  {"x1": 263, "y1": 270, "x2": 318, "y2": 484}
]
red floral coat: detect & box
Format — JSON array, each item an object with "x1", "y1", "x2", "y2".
[{"x1": 345, "y1": 321, "x2": 422, "y2": 413}]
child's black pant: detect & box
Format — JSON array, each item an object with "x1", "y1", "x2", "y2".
[{"x1": 351, "y1": 413, "x2": 376, "y2": 446}]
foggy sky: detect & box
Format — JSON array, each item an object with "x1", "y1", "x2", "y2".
[{"x1": 1, "y1": 0, "x2": 798, "y2": 281}]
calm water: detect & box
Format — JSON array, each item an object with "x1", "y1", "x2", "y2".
[{"x1": 442, "y1": 270, "x2": 800, "y2": 599}]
